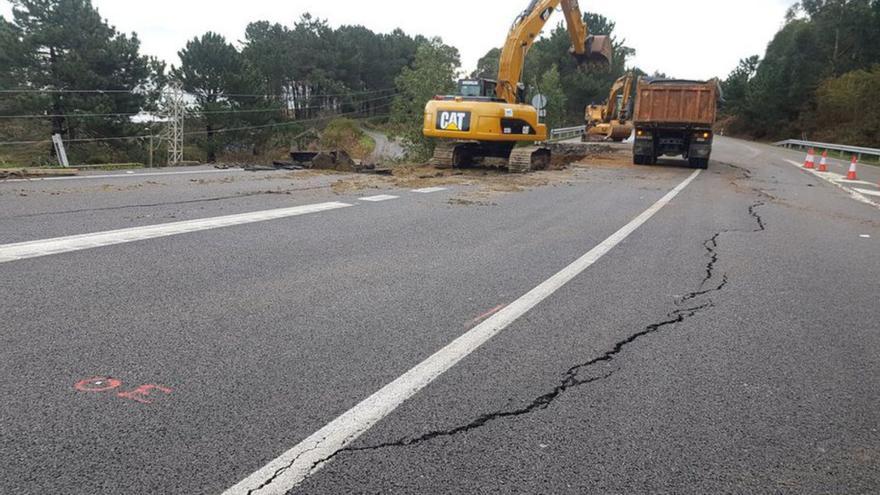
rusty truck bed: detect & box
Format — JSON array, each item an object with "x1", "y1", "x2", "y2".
[{"x1": 633, "y1": 80, "x2": 719, "y2": 126}]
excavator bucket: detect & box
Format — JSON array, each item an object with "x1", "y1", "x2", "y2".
[{"x1": 580, "y1": 35, "x2": 613, "y2": 66}]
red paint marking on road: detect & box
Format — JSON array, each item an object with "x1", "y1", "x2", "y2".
[
  {"x1": 466, "y1": 304, "x2": 506, "y2": 328},
  {"x1": 117, "y1": 384, "x2": 173, "y2": 405},
  {"x1": 74, "y1": 377, "x2": 122, "y2": 393}
]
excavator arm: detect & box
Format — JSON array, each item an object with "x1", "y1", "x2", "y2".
[
  {"x1": 604, "y1": 72, "x2": 634, "y2": 122},
  {"x1": 496, "y1": 0, "x2": 612, "y2": 103},
  {"x1": 584, "y1": 72, "x2": 635, "y2": 142}
]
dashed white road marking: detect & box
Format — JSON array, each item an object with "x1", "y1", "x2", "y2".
[
  {"x1": 358, "y1": 195, "x2": 399, "y2": 202},
  {"x1": 785, "y1": 159, "x2": 879, "y2": 209},
  {"x1": 0, "y1": 168, "x2": 244, "y2": 183},
  {"x1": 0, "y1": 202, "x2": 352, "y2": 263},
  {"x1": 223, "y1": 170, "x2": 703, "y2": 495},
  {"x1": 412, "y1": 187, "x2": 448, "y2": 193},
  {"x1": 854, "y1": 188, "x2": 880, "y2": 198}
]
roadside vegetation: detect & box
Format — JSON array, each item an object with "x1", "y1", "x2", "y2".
[
  {"x1": 0, "y1": 1, "x2": 430, "y2": 166},
  {"x1": 320, "y1": 118, "x2": 376, "y2": 160},
  {"x1": 0, "y1": 1, "x2": 634, "y2": 167},
  {"x1": 721, "y1": 0, "x2": 880, "y2": 147}
]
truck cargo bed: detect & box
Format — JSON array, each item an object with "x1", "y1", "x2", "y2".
[{"x1": 633, "y1": 80, "x2": 719, "y2": 126}]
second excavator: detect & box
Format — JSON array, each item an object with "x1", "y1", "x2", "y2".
[
  {"x1": 423, "y1": 0, "x2": 612, "y2": 172},
  {"x1": 583, "y1": 71, "x2": 635, "y2": 142}
]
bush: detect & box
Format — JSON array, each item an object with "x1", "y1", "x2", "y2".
[{"x1": 810, "y1": 66, "x2": 880, "y2": 147}]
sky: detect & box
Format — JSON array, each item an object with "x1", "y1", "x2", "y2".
[{"x1": 0, "y1": 0, "x2": 796, "y2": 80}]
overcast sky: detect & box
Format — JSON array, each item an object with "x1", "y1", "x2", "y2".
[{"x1": 1, "y1": 0, "x2": 796, "y2": 80}]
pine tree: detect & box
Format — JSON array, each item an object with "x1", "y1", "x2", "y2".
[{"x1": 9, "y1": 0, "x2": 163, "y2": 154}]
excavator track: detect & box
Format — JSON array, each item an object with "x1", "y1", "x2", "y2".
[
  {"x1": 428, "y1": 142, "x2": 457, "y2": 169},
  {"x1": 507, "y1": 146, "x2": 551, "y2": 174}
]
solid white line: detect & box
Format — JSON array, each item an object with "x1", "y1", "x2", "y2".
[
  {"x1": 785, "y1": 159, "x2": 879, "y2": 209},
  {"x1": 358, "y1": 195, "x2": 399, "y2": 202},
  {"x1": 854, "y1": 188, "x2": 880, "y2": 198},
  {"x1": 0, "y1": 168, "x2": 244, "y2": 183},
  {"x1": 0, "y1": 202, "x2": 352, "y2": 263},
  {"x1": 412, "y1": 187, "x2": 448, "y2": 193},
  {"x1": 224, "y1": 170, "x2": 703, "y2": 495},
  {"x1": 836, "y1": 178, "x2": 875, "y2": 186}
]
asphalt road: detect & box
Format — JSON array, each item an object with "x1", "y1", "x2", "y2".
[{"x1": 0, "y1": 137, "x2": 878, "y2": 494}]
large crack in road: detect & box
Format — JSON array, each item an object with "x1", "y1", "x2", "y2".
[{"x1": 286, "y1": 175, "x2": 770, "y2": 491}]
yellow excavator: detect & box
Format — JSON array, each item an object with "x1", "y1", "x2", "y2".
[
  {"x1": 583, "y1": 71, "x2": 635, "y2": 142},
  {"x1": 423, "y1": 0, "x2": 612, "y2": 172}
]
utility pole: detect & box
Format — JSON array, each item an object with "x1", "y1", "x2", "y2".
[{"x1": 164, "y1": 83, "x2": 185, "y2": 166}]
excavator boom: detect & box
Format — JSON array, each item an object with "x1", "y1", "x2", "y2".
[{"x1": 497, "y1": 0, "x2": 612, "y2": 103}]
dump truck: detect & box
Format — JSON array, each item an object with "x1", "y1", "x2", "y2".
[{"x1": 632, "y1": 78, "x2": 721, "y2": 169}]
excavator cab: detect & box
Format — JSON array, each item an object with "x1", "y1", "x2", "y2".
[{"x1": 458, "y1": 79, "x2": 497, "y2": 99}]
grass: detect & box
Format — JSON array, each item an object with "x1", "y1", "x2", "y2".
[{"x1": 359, "y1": 133, "x2": 376, "y2": 157}]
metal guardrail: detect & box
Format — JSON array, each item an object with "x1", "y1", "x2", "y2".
[
  {"x1": 548, "y1": 125, "x2": 586, "y2": 142},
  {"x1": 774, "y1": 139, "x2": 880, "y2": 160}
]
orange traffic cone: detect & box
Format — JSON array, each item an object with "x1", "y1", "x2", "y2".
[
  {"x1": 803, "y1": 149, "x2": 816, "y2": 169},
  {"x1": 818, "y1": 151, "x2": 828, "y2": 172},
  {"x1": 846, "y1": 156, "x2": 858, "y2": 180}
]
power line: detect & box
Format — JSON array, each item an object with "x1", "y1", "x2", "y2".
[
  {"x1": 0, "y1": 93, "x2": 398, "y2": 120},
  {"x1": 0, "y1": 108, "x2": 394, "y2": 146},
  {"x1": 184, "y1": 104, "x2": 394, "y2": 136},
  {"x1": 0, "y1": 86, "x2": 396, "y2": 99}
]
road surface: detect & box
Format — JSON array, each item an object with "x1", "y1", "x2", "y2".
[
  {"x1": 362, "y1": 127, "x2": 405, "y2": 161},
  {"x1": 0, "y1": 137, "x2": 877, "y2": 494}
]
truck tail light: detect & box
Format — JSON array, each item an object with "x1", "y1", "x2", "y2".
[
  {"x1": 636, "y1": 129, "x2": 652, "y2": 138},
  {"x1": 695, "y1": 131, "x2": 712, "y2": 141}
]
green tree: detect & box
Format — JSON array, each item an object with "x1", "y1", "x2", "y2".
[
  {"x1": 7, "y1": 0, "x2": 163, "y2": 161},
  {"x1": 726, "y1": 0, "x2": 880, "y2": 141},
  {"x1": 0, "y1": 16, "x2": 25, "y2": 89},
  {"x1": 722, "y1": 55, "x2": 760, "y2": 115},
  {"x1": 534, "y1": 65, "x2": 567, "y2": 130},
  {"x1": 811, "y1": 65, "x2": 880, "y2": 146},
  {"x1": 391, "y1": 38, "x2": 460, "y2": 160},
  {"x1": 173, "y1": 32, "x2": 265, "y2": 162},
  {"x1": 472, "y1": 48, "x2": 501, "y2": 79}
]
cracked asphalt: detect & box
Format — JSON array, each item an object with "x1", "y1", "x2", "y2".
[{"x1": 1, "y1": 137, "x2": 878, "y2": 494}]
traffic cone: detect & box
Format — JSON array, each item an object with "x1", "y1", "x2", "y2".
[
  {"x1": 803, "y1": 149, "x2": 816, "y2": 169},
  {"x1": 818, "y1": 151, "x2": 828, "y2": 172},
  {"x1": 846, "y1": 156, "x2": 858, "y2": 180}
]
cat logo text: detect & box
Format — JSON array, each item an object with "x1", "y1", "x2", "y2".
[{"x1": 436, "y1": 111, "x2": 471, "y2": 132}]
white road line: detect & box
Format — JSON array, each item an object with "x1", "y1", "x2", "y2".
[
  {"x1": 0, "y1": 168, "x2": 244, "y2": 183},
  {"x1": 358, "y1": 195, "x2": 399, "y2": 202},
  {"x1": 836, "y1": 178, "x2": 876, "y2": 186},
  {"x1": 854, "y1": 188, "x2": 880, "y2": 198},
  {"x1": 412, "y1": 187, "x2": 448, "y2": 193},
  {"x1": 785, "y1": 159, "x2": 879, "y2": 209},
  {"x1": 0, "y1": 202, "x2": 352, "y2": 263},
  {"x1": 224, "y1": 170, "x2": 703, "y2": 495}
]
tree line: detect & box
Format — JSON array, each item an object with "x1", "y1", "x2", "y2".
[
  {"x1": 0, "y1": 0, "x2": 634, "y2": 166},
  {"x1": 721, "y1": 0, "x2": 880, "y2": 146},
  {"x1": 0, "y1": 0, "x2": 430, "y2": 165}
]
